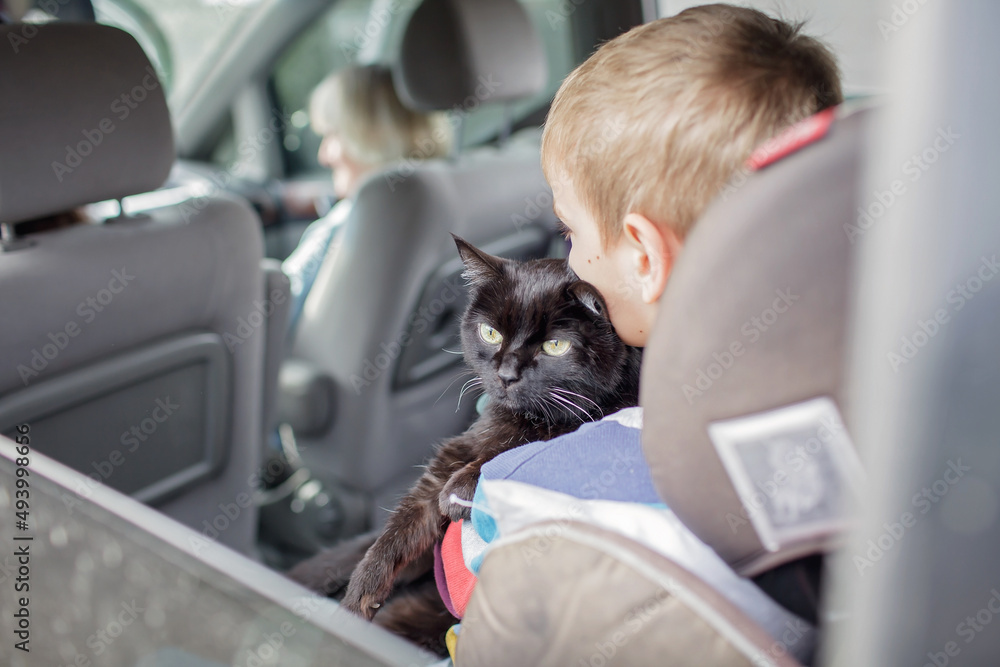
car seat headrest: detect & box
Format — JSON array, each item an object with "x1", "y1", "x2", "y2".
[
  {"x1": 0, "y1": 23, "x2": 173, "y2": 225},
  {"x1": 393, "y1": 0, "x2": 546, "y2": 112},
  {"x1": 640, "y1": 106, "x2": 873, "y2": 577}
]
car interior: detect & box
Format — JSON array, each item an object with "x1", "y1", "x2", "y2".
[{"x1": 1, "y1": 0, "x2": 999, "y2": 665}]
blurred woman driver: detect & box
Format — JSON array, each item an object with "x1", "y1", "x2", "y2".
[{"x1": 283, "y1": 64, "x2": 452, "y2": 330}]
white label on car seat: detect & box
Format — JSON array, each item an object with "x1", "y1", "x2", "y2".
[{"x1": 708, "y1": 397, "x2": 864, "y2": 552}]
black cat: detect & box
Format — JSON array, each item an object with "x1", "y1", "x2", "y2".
[{"x1": 289, "y1": 236, "x2": 641, "y2": 652}]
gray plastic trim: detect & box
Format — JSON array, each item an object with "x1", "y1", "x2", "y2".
[{"x1": 0, "y1": 332, "x2": 231, "y2": 505}]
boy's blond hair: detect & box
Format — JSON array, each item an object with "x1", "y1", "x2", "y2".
[{"x1": 542, "y1": 4, "x2": 842, "y2": 243}]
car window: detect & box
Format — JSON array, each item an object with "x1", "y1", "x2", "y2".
[
  {"x1": 93, "y1": 0, "x2": 261, "y2": 104},
  {"x1": 270, "y1": 0, "x2": 380, "y2": 177},
  {"x1": 272, "y1": 0, "x2": 577, "y2": 178}
]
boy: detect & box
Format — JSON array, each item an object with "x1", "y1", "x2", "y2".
[
  {"x1": 442, "y1": 2, "x2": 842, "y2": 620},
  {"x1": 545, "y1": 4, "x2": 840, "y2": 348}
]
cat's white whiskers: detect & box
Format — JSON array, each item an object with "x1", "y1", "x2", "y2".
[
  {"x1": 457, "y1": 378, "x2": 483, "y2": 412},
  {"x1": 552, "y1": 387, "x2": 603, "y2": 415},
  {"x1": 548, "y1": 392, "x2": 589, "y2": 422},
  {"x1": 436, "y1": 370, "x2": 477, "y2": 405},
  {"x1": 546, "y1": 396, "x2": 584, "y2": 424},
  {"x1": 532, "y1": 396, "x2": 556, "y2": 423}
]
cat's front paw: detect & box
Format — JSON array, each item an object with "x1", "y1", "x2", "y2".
[
  {"x1": 341, "y1": 576, "x2": 388, "y2": 621},
  {"x1": 340, "y1": 556, "x2": 395, "y2": 621},
  {"x1": 440, "y1": 495, "x2": 472, "y2": 522},
  {"x1": 439, "y1": 472, "x2": 476, "y2": 522}
]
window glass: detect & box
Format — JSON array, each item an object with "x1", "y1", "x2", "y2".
[
  {"x1": 270, "y1": 0, "x2": 379, "y2": 177},
  {"x1": 0, "y1": 443, "x2": 432, "y2": 665},
  {"x1": 93, "y1": 0, "x2": 261, "y2": 103}
]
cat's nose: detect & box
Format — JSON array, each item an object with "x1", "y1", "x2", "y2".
[{"x1": 497, "y1": 368, "x2": 520, "y2": 387}]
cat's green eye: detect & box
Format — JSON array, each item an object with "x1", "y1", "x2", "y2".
[
  {"x1": 479, "y1": 323, "x2": 503, "y2": 345},
  {"x1": 541, "y1": 339, "x2": 571, "y2": 357}
]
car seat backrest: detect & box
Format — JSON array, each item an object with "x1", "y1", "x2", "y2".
[
  {"x1": 641, "y1": 107, "x2": 872, "y2": 581},
  {"x1": 0, "y1": 23, "x2": 271, "y2": 555},
  {"x1": 459, "y1": 520, "x2": 809, "y2": 667},
  {"x1": 458, "y1": 109, "x2": 874, "y2": 666},
  {"x1": 289, "y1": 0, "x2": 557, "y2": 526}
]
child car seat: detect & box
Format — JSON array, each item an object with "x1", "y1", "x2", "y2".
[{"x1": 455, "y1": 106, "x2": 873, "y2": 666}]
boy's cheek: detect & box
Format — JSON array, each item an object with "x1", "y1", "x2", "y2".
[
  {"x1": 567, "y1": 249, "x2": 595, "y2": 285},
  {"x1": 568, "y1": 240, "x2": 612, "y2": 284},
  {"x1": 606, "y1": 303, "x2": 643, "y2": 347},
  {"x1": 600, "y1": 289, "x2": 630, "y2": 327},
  {"x1": 603, "y1": 282, "x2": 654, "y2": 347},
  {"x1": 569, "y1": 253, "x2": 622, "y2": 307}
]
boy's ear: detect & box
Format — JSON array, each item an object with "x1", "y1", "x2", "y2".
[
  {"x1": 621, "y1": 213, "x2": 683, "y2": 304},
  {"x1": 568, "y1": 280, "x2": 609, "y2": 320},
  {"x1": 452, "y1": 234, "x2": 504, "y2": 285}
]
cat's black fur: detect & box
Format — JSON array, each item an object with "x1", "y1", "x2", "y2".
[{"x1": 288, "y1": 236, "x2": 641, "y2": 653}]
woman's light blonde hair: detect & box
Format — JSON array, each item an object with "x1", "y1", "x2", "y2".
[
  {"x1": 542, "y1": 4, "x2": 842, "y2": 245},
  {"x1": 309, "y1": 64, "x2": 452, "y2": 166}
]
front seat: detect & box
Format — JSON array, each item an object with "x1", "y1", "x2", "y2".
[
  {"x1": 0, "y1": 23, "x2": 272, "y2": 555},
  {"x1": 286, "y1": 0, "x2": 559, "y2": 528},
  {"x1": 455, "y1": 106, "x2": 873, "y2": 665}
]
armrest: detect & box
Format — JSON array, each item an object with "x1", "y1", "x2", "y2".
[{"x1": 276, "y1": 358, "x2": 336, "y2": 437}]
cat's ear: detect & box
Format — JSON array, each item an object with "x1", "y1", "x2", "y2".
[
  {"x1": 453, "y1": 235, "x2": 504, "y2": 286},
  {"x1": 568, "y1": 281, "x2": 609, "y2": 320}
]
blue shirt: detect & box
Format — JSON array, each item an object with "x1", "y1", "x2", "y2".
[{"x1": 281, "y1": 198, "x2": 351, "y2": 332}]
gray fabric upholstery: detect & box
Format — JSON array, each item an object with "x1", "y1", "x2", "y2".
[
  {"x1": 459, "y1": 521, "x2": 804, "y2": 666},
  {"x1": 641, "y1": 108, "x2": 872, "y2": 576},
  {"x1": 393, "y1": 0, "x2": 546, "y2": 111},
  {"x1": 0, "y1": 22, "x2": 266, "y2": 555},
  {"x1": 289, "y1": 0, "x2": 552, "y2": 532},
  {"x1": 290, "y1": 138, "x2": 557, "y2": 521},
  {"x1": 0, "y1": 200, "x2": 266, "y2": 554},
  {"x1": 284, "y1": 0, "x2": 554, "y2": 531},
  {"x1": 0, "y1": 23, "x2": 174, "y2": 224}
]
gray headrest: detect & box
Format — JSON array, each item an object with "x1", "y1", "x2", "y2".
[
  {"x1": 0, "y1": 23, "x2": 173, "y2": 225},
  {"x1": 393, "y1": 0, "x2": 546, "y2": 112},
  {"x1": 641, "y1": 107, "x2": 873, "y2": 577}
]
